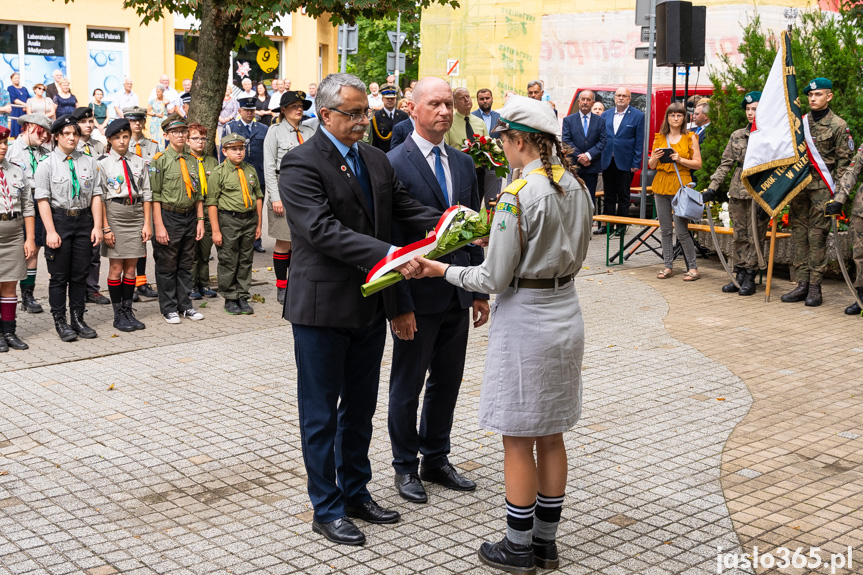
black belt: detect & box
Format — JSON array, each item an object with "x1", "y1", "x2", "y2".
[
  {"x1": 161, "y1": 204, "x2": 194, "y2": 214},
  {"x1": 221, "y1": 209, "x2": 255, "y2": 219},
  {"x1": 0, "y1": 212, "x2": 21, "y2": 221},
  {"x1": 111, "y1": 197, "x2": 141, "y2": 205},
  {"x1": 510, "y1": 276, "x2": 573, "y2": 289},
  {"x1": 51, "y1": 207, "x2": 92, "y2": 217}
]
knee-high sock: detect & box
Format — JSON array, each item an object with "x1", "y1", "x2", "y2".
[
  {"x1": 273, "y1": 251, "x2": 291, "y2": 289},
  {"x1": 534, "y1": 492, "x2": 564, "y2": 541},
  {"x1": 107, "y1": 278, "x2": 122, "y2": 304},
  {"x1": 0, "y1": 296, "x2": 18, "y2": 330},
  {"x1": 20, "y1": 269, "x2": 36, "y2": 288},
  {"x1": 136, "y1": 256, "x2": 147, "y2": 286},
  {"x1": 122, "y1": 276, "x2": 136, "y2": 301},
  {"x1": 506, "y1": 498, "x2": 535, "y2": 546}
]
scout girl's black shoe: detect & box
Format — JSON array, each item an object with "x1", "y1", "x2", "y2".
[{"x1": 478, "y1": 537, "x2": 535, "y2": 575}]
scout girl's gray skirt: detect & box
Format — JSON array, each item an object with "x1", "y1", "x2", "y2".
[
  {"x1": 479, "y1": 280, "x2": 584, "y2": 437},
  {"x1": 0, "y1": 219, "x2": 26, "y2": 282},
  {"x1": 267, "y1": 202, "x2": 291, "y2": 241},
  {"x1": 102, "y1": 200, "x2": 146, "y2": 259}
]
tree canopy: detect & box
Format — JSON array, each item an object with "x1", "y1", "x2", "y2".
[{"x1": 346, "y1": 11, "x2": 422, "y2": 88}]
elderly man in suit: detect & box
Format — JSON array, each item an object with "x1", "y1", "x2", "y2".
[
  {"x1": 280, "y1": 73, "x2": 440, "y2": 546},
  {"x1": 562, "y1": 90, "x2": 606, "y2": 229},
  {"x1": 600, "y1": 87, "x2": 645, "y2": 232},
  {"x1": 386, "y1": 77, "x2": 489, "y2": 504}
]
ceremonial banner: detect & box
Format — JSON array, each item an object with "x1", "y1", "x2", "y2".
[{"x1": 741, "y1": 30, "x2": 812, "y2": 217}]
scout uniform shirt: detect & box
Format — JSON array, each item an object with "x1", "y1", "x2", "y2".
[
  {"x1": 7, "y1": 138, "x2": 49, "y2": 190},
  {"x1": 205, "y1": 161, "x2": 263, "y2": 212},
  {"x1": 34, "y1": 148, "x2": 103, "y2": 210},
  {"x1": 189, "y1": 153, "x2": 219, "y2": 202},
  {"x1": 708, "y1": 126, "x2": 751, "y2": 200},
  {"x1": 806, "y1": 109, "x2": 854, "y2": 190},
  {"x1": 130, "y1": 136, "x2": 160, "y2": 164},
  {"x1": 0, "y1": 158, "x2": 35, "y2": 218},
  {"x1": 76, "y1": 137, "x2": 105, "y2": 158},
  {"x1": 97, "y1": 149, "x2": 152, "y2": 202},
  {"x1": 262, "y1": 120, "x2": 314, "y2": 201},
  {"x1": 149, "y1": 146, "x2": 201, "y2": 210}
]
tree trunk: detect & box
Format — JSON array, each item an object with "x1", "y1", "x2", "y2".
[{"x1": 188, "y1": 0, "x2": 240, "y2": 156}]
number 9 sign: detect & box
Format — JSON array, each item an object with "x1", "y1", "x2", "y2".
[{"x1": 256, "y1": 46, "x2": 279, "y2": 73}]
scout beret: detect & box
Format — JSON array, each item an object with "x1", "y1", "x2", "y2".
[
  {"x1": 496, "y1": 95, "x2": 560, "y2": 137},
  {"x1": 0, "y1": 126, "x2": 10, "y2": 141},
  {"x1": 123, "y1": 106, "x2": 148, "y2": 120},
  {"x1": 72, "y1": 107, "x2": 94, "y2": 121},
  {"x1": 380, "y1": 86, "x2": 398, "y2": 97},
  {"x1": 220, "y1": 133, "x2": 247, "y2": 148},
  {"x1": 51, "y1": 114, "x2": 79, "y2": 134},
  {"x1": 16, "y1": 114, "x2": 51, "y2": 131},
  {"x1": 280, "y1": 90, "x2": 312, "y2": 111},
  {"x1": 105, "y1": 119, "x2": 131, "y2": 139},
  {"x1": 161, "y1": 114, "x2": 188, "y2": 132},
  {"x1": 803, "y1": 78, "x2": 832, "y2": 94},
  {"x1": 741, "y1": 91, "x2": 761, "y2": 109},
  {"x1": 237, "y1": 97, "x2": 257, "y2": 110}
]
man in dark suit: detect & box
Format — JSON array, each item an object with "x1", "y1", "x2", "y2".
[
  {"x1": 691, "y1": 99, "x2": 710, "y2": 146},
  {"x1": 562, "y1": 89, "x2": 606, "y2": 222},
  {"x1": 386, "y1": 77, "x2": 489, "y2": 504},
  {"x1": 279, "y1": 73, "x2": 440, "y2": 546},
  {"x1": 389, "y1": 116, "x2": 414, "y2": 149},
  {"x1": 472, "y1": 88, "x2": 504, "y2": 206},
  {"x1": 600, "y1": 87, "x2": 645, "y2": 230},
  {"x1": 369, "y1": 86, "x2": 410, "y2": 153}
]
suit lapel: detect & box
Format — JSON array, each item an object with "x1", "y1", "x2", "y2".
[
  {"x1": 406, "y1": 138, "x2": 449, "y2": 210},
  {"x1": 447, "y1": 146, "x2": 461, "y2": 206},
  {"x1": 316, "y1": 134, "x2": 373, "y2": 226}
]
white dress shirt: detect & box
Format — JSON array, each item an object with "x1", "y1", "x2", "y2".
[
  {"x1": 269, "y1": 91, "x2": 286, "y2": 110},
  {"x1": 411, "y1": 131, "x2": 453, "y2": 205},
  {"x1": 613, "y1": 106, "x2": 629, "y2": 134},
  {"x1": 113, "y1": 91, "x2": 139, "y2": 115}
]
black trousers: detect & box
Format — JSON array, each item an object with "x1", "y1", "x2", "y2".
[
  {"x1": 602, "y1": 163, "x2": 633, "y2": 218},
  {"x1": 152, "y1": 210, "x2": 197, "y2": 315},
  {"x1": 86, "y1": 243, "x2": 101, "y2": 293},
  {"x1": 579, "y1": 172, "x2": 599, "y2": 204},
  {"x1": 388, "y1": 295, "x2": 469, "y2": 474},
  {"x1": 45, "y1": 211, "x2": 94, "y2": 315}
]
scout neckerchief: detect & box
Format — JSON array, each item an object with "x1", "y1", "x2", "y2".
[
  {"x1": 83, "y1": 142, "x2": 92, "y2": 156},
  {"x1": 134, "y1": 139, "x2": 142, "y2": 157},
  {"x1": 236, "y1": 164, "x2": 252, "y2": 208},
  {"x1": 296, "y1": 130, "x2": 304, "y2": 145},
  {"x1": 192, "y1": 154, "x2": 208, "y2": 196},
  {"x1": 121, "y1": 155, "x2": 138, "y2": 201},
  {"x1": 177, "y1": 154, "x2": 194, "y2": 199},
  {"x1": 27, "y1": 147, "x2": 38, "y2": 175},
  {"x1": 0, "y1": 165, "x2": 13, "y2": 213},
  {"x1": 66, "y1": 155, "x2": 81, "y2": 198}
]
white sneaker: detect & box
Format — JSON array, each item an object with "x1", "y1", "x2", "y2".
[
  {"x1": 182, "y1": 308, "x2": 204, "y2": 321},
  {"x1": 163, "y1": 312, "x2": 181, "y2": 324}
]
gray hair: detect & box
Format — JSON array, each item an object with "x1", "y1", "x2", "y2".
[
  {"x1": 316, "y1": 73, "x2": 367, "y2": 119},
  {"x1": 527, "y1": 80, "x2": 543, "y2": 90},
  {"x1": 697, "y1": 102, "x2": 710, "y2": 115},
  {"x1": 452, "y1": 87, "x2": 470, "y2": 98}
]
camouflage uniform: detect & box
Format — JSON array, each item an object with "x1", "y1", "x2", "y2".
[
  {"x1": 833, "y1": 146, "x2": 863, "y2": 287},
  {"x1": 789, "y1": 109, "x2": 853, "y2": 284},
  {"x1": 707, "y1": 126, "x2": 768, "y2": 269}
]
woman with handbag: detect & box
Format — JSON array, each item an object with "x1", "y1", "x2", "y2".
[{"x1": 648, "y1": 101, "x2": 702, "y2": 281}]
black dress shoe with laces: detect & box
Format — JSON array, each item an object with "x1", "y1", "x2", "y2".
[
  {"x1": 478, "y1": 536, "x2": 536, "y2": 575},
  {"x1": 311, "y1": 517, "x2": 366, "y2": 546},
  {"x1": 137, "y1": 283, "x2": 158, "y2": 298},
  {"x1": 345, "y1": 500, "x2": 400, "y2": 524},
  {"x1": 86, "y1": 291, "x2": 110, "y2": 305},
  {"x1": 395, "y1": 472, "x2": 428, "y2": 503},
  {"x1": 420, "y1": 462, "x2": 476, "y2": 491},
  {"x1": 532, "y1": 537, "x2": 559, "y2": 569}
]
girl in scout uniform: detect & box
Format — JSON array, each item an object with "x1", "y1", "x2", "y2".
[
  {"x1": 0, "y1": 126, "x2": 37, "y2": 351},
  {"x1": 34, "y1": 115, "x2": 104, "y2": 342},
  {"x1": 413, "y1": 96, "x2": 593, "y2": 574},
  {"x1": 206, "y1": 133, "x2": 263, "y2": 316},
  {"x1": 98, "y1": 119, "x2": 152, "y2": 332},
  {"x1": 262, "y1": 90, "x2": 315, "y2": 304}
]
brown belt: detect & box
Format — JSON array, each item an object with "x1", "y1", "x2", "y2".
[
  {"x1": 510, "y1": 276, "x2": 573, "y2": 289},
  {"x1": 161, "y1": 204, "x2": 194, "y2": 214},
  {"x1": 0, "y1": 212, "x2": 21, "y2": 221}
]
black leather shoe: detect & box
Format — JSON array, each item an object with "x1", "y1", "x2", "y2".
[
  {"x1": 478, "y1": 537, "x2": 535, "y2": 575},
  {"x1": 3, "y1": 333, "x2": 28, "y2": 351},
  {"x1": 20, "y1": 285, "x2": 43, "y2": 313},
  {"x1": 805, "y1": 283, "x2": 822, "y2": 307},
  {"x1": 345, "y1": 500, "x2": 400, "y2": 524},
  {"x1": 122, "y1": 301, "x2": 146, "y2": 330},
  {"x1": 844, "y1": 288, "x2": 863, "y2": 315},
  {"x1": 593, "y1": 226, "x2": 607, "y2": 235},
  {"x1": 53, "y1": 312, "x2": 78, "y2": 342},
  {"x1": 395, "y1": 473, "x2": 428, "y2": 503},
  {"x1": 112, "y1": 302, "x2": 136, "y2": 332},
  {"x1": 132, "y1": 291, "x2": 140, "y2": 303},
  {"x1": 86, "y1": 291, "x2": 110, "y2": 305},
  {"x1": 533, "y1": 537, "x2": 559, "y2": 569},
  {"x1": 237, "y1": 299, "x2": 254, "y2": 315},
  {"x1": 137, "y1": 284, "x2": 158, "y2": 298},
  {"x1": 311, "y1": 517, "x2": 366, "y2": 546},
  {"x1": 70, "y1": 310, "x2": 97, "y2": 339},
  {"x1": 253, "y1": 245, "x2": 266, "y2": 253},
  {"x1": 277, "y1": 287, "x2": 286, "y2": 305},
  {"x1": 781, "y1": 281, "x2": 809, "y2": 303},
  {"x1": 0, "y1": 336, "x2": 7, "y2": 352},
  {"x1": 201, "y1": 286, "x2": 218, "y2": 298},
  {"x1": 420, "y1": 463, "x2": 476, "y2": 491}
]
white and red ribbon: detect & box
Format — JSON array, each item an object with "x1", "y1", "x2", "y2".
[
  {"x1": 802, "y1": 114, "x2": 835, "y2": 195},
  {"x1": 366, "y1": 205, "x2": 477, "y2": 283}
]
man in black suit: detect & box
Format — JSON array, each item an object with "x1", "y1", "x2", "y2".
[
  {"x1": 279, "y1": 73, "x2": 440, "y2": 546},
  {"x1": 386, "y1": 77, "x2": 489, "y2": 504},
  {"x1": 369, "y1": 85, "x2": 410, "y2": 153},
  {"x1": 472, "y1": 88, "x2": 504, "y2": 206},
  {"x1": 562, "y1": 90, "x2": 606, "y2": 225},
  {"x1": 389, "y1": 116, "x2": 414, "y2": 149}
]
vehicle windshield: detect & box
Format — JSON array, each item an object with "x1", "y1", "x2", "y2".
[{"x1": 570, "y1": 90, "x2": 648, "y2": 115}]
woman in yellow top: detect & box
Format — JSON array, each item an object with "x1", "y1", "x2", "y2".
[{"x1": 648, "y1": 102, "x2": 702, "y2": 280}]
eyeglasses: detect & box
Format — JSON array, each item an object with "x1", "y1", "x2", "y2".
[{"x1": 329, "y1": 107, "x2": 373, "y2": 123}]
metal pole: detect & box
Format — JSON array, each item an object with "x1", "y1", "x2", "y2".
[
  {"x1": 395, "y1": 13, "x2": 401, "y2": 87},
  {"x1": 339, "y1": 24, "x2": 347, "y2": 73},
  {"x1": 639, "y1": 0, "x2": 657, "y2": 219}
]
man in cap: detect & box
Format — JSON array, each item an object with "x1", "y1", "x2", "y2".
[
  {"x1": 123, "y1": 106, "x2": 160, "y2": 299},
  {"x1": 781, "y1": 77, "x2": 854, "y2": 306},
  {"x1": 149, "y1": 114, "x2": 205, "y2": 324},
  {"x1": 368, "y1": 86, "x2": 409, "y2": 153},
  {"x1": 8, "y1": 114, "x2": 51, "y2": 314},
  {"x1": 223, "y1": 97, "x2": 268, "y2": 252}
]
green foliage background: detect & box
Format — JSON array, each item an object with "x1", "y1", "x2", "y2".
[{"x1": 344, "y1": 10, "x2": 422, "y2": 88}]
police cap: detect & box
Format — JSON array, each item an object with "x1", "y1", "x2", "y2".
[{"x1": 237, "y1": 97, "x2": 257, "y2": 110}]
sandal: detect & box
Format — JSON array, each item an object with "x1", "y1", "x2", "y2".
[
  {"x1": 683, "y1": 270, "x2": 700, "y2": 281},
  {"x1": 657, "y1": 269, "x2": 674, "y2": 279}
]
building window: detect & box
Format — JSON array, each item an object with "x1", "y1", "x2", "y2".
[
  {"x1": 173, "y1": 33, "x2": 281, "y2": 92},
  {"x1": 87, "y1": 28, "x2": 129, "y2": 104},
  {"x1": 0, "y1": 23, "x2": 68, "y2": 91}
]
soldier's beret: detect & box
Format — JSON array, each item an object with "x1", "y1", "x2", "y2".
[
  {"x1": 51, "y1": 115, "x2": 79, "y2": 134},
  {"x1": 220, "y1": 133, "x2": 247, "y2": 148},
  {"x1": 161, "y1": 114, "x2": 188, "y2": 132},
  {"x1": 72, "y1": 107, "x2": 94, "y2": 121},
  {"x1": 105, "y1": 119, "x2": 131, "y2": 139},
  {"x1": 0, "y1": 126, "x2": 10, "y2": 141},
  {"x1": 237, "y1": 97, "x2": 257, "y2": 110},
  {"x1": 123, "y1": 107, "x2": 148, "y2": 120},
  {"x1": 496, "y1": 95, "x2": 560, "y2": 137},
  {"x1": 803, "y1": 78, "x2": 832, "y2": 94},
  {"x1": 742, "y1": 91, "x2": 761, "y2": 109},
  {"x1": 280, "y1": 90, "x2": 312, "y2": 111},
  {"x1": 16, "y1": 114, "x2": 51, "y2": 131}
]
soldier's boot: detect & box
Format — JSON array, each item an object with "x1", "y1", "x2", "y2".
[
  {"x1": 722, "y1": 267, "x2": 744, "y2": 293},
  {"x1": 20, "y1": 285, "x2": 43, "y2": 314},
  {"x1": 780, "y1": 282, "x2": 809, "y2": 303},
  {"x1": 70, "y1": 309, "x2": 98, "y2": 339},
  {"x1": 843, "y1": 287, "x2": 863, "y2": 316},
  {"x1": 804, "y1": 283, "x2": 823, "y2": 307},
  {"x1": 122, "y1": 300, "x2": 146, "y2": 330},
  {"x1": 112, "y1": 302, "x2": 136, "y2": 332},
  {"x1": 738, "y1": 269, "x2": 757, "y2": 297},
  {"x1": 52, "y1": 312, "x2": 78, "y2": 342}
]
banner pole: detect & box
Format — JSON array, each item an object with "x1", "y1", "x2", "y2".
[{"x1": 764, "y1": 217, "x2": 779, "y2": 302}]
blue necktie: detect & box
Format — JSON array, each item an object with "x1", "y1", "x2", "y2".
[
  {"x1": 347, "y1": 148, "x2": 374, "y2": 219},
  {"x1": 432, "y1": 147, "x2": 449, "y2": 206},
  {"x1": 583, "y1": 114, "x2": 589, "y2": 137}
]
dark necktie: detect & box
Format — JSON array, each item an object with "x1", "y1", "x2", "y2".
[
  {"x1": 432, "y1": 147, "x2": 449, "y2": 206},
  {"x1": 347, "y1": 148, "x2": 374, "y2": 219},
  {"x1": 464, "y1": 116, "x2": 475, "y2": 143}
]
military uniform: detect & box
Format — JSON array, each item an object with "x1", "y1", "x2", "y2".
[
  {"x1": 831, "y1": 146, "x2": 863, "y2": 313},
  {"x1": 206, "y1": 134, "x2": 263, "y2": 313},
  {"x1": 369, "y1": 107, "x2": 410, "y2": 153},
  {"x1": 190, "y1": 152, "x2": 219, "y2": 295}
]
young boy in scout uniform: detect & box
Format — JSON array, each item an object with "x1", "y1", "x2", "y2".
[
  {"x1": 97, "y1": 119, "x2": 152, "y2": 332},
  {"x1": 8, "y1": 113, "x2": 51, "y2": 314},
  {"x1": 123, "y1": 106, "x2": 160, "y2": 300},
  {"x1": 0, "y1": 125, "x2": 36, "y2": 351},
  {"x1": 186, "y1": 122, "x2": 219, "y2": 299},
  {"x1": 149, "y1": 114, "x2": 205, "y2": 324},
  {"x1": 34, "y1": 115, "x2": 104, "y2": 342},
  {"x1": 206, "y1": 133, "x2": 263, "y2": 315}
]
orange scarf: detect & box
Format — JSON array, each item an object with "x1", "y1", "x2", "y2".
[
  {"x1": 178, "y1": 157, "x2": 194, "y2": 199},
  {"x1": 237, "y1": 167, "x2": 251, "y2": 208}
]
